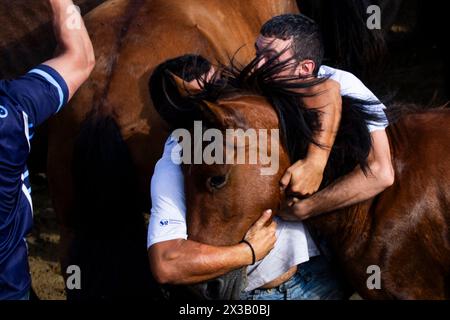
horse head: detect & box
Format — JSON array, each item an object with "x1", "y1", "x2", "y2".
[{"x1": 181, "y1": 94, "x2": 290, "y2": 299}]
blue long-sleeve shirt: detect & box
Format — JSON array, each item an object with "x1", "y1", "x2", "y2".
[{"x1": 0, "y1": 65, "x2": 68, "y2": 300}]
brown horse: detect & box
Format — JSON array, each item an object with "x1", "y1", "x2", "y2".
[
  {"x1": 0, "y1": 0, "x2": 107, "y2": 173},
  {"x1": 0, "y1": 0, "x2": 106, "y2": 79},
  {"x1": 47, "y1": 0, "x2": 299, "y2": 299},
  {"x1": 167, "y1": 59, "x2": 450, "y2": 300}
]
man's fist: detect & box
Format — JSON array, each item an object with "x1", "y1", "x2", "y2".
[{"x1": 280, "y1": 159, "x2": 324, "y2": 196}]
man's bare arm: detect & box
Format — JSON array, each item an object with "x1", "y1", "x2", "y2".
[
  {"x1": 45, "y1": 0, "x2": 95, "y2": 100},
  {"x1": 281, "y1": 79, "x2": 342, "y2": 196},
  {"x1": 149, "y1": 210, "x2": 276, "y2": 285},
  {"x1": 150, "y1": 240, "x2": 251, "y2": 285},
  {"x1": 281, "y1": 130, "x2": 395, "y2": 220}
]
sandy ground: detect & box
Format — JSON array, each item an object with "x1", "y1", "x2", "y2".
[{"x1": 27, "y1": 175, "x2": 66, "y2": 300}]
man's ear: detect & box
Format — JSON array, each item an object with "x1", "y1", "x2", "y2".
[
  {"x1": 297, "y1": 60, "x2": 316, "y2": 77},
  {"x1": 169, "y1": 72, "x2": 203, "y2": 97}
]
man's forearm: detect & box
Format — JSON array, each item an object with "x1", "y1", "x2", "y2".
[
  {"x1": 301, "y1": 79, "x2": 342, "y2": 170},
  {"x1": 46, "y1": 0, "x2": 95, "y2": 99},
  {"x1": 306, "y1": 101, "x2": 340, "y2": 168},
  {"x1": 149, "y1": 239, "x2": 251, "y2": 285},
  {"x1": 294, "y1": 130, "x2": 394, "y2": 218},
  {"x1": 281, "y1": 85, "x2": 343, "y2": 195},
  {"x1": 301, "y1": 165, "x2": 385, "y2": 217}
]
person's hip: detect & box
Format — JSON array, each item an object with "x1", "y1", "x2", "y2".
[{"x1": 241, "y1": 256, "x2": 346, "y2": 300}]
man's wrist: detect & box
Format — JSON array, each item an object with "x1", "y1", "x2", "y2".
[
  {"x1": 240, "y1": 240, "x2": 256, "y2": 265},
  {"x1": 301, "y1": 197, "x2": 317, "y2": 218},
  {"x1": 236, "y1": 242, "x2": 254, "y2": 266},
  {"x1": 305, "y1": 147, "x2": 329, "y2": 170}
]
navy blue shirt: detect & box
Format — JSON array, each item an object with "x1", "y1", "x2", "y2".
[{"x1": 0, "y1": 65, "x2": 68, "y2": 300}]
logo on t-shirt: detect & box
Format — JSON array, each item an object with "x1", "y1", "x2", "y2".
[
  {"x1": 0, "y1": 105, "x2": 8, "y2": 118},
  {"x1": 159, "y1": 219, "x2": 184, "y2": 227}
]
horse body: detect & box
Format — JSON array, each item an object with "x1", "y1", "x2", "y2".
[
  {"x1": 0, "y1": 0, "x2": 106, "y2": 79},
  {"x1": 0, "y1": 0, "x2": 107, "y2": 173},
  {"x1": 49, "y1": 0, "x2": 298, "y2": 213},
  {"x1": 307, "y1": 110, "x2": 450, "y2": 299}
]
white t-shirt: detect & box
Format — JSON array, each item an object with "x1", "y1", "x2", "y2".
[
  {"x1": 148, "y1": 137, "x2": 188, "y2": 246},
  {"x1": 319, "y1": 65, "x2": 388, "y2": 132},
  {"x1": 148, "y1": 66, "x2": 388, "y2": 290}
]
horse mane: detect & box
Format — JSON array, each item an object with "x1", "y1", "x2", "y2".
[{"x1": 158, "y1": 54, "x2": 385, "y2": 187}]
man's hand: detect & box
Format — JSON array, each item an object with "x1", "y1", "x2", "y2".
[
  {"x1": 278, "y1": 197, "x2": 310, "y2": 221},
  {"x1": 282, "y1": 78, "x2": 342, "y2": 197},
  {"x1": 279, "y1": 130, "x2": 395, "y2": 222},
  {"x1": 243, "y1": 209, "x2": 277, "y2": 262},
  {"x1": 280, "y1": 159, "x2": 324, "y2": 196},
  {"x1": 45, "y1": 0, "x2": 95, "y2": 100}
]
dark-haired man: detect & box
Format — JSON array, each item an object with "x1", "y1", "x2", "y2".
[
  {"x1": 0, "y1": 0, "x2": 94, "y2": 300},
  {"x1": 256, "y1": 14, "x2": 394, "y2": 219},
  {"x1": 237, "y1": 13, "x2": 393, "y2": 300}
]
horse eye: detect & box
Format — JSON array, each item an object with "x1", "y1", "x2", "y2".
[{"x1": 208, "y1": 175, "x2": 227, "y2": 190}]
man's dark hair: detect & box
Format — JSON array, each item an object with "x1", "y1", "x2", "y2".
[
  {"x1": 260, "y1": 14, "x2": 324, "y2": 74},
  {"x1": 149, "y1": 54, "x2": 212, "y2": 128}
]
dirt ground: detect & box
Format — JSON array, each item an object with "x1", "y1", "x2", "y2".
[{"x1": 27, "y1": 175, "x2": 66, "y2": 300}]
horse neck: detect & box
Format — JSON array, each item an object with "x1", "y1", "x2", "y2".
[
  {"x1": 244, "y1": 0, "x2": 299, "y2": 21},
  {"x1": 0, "y1": 1, "x2": 104, "y2": 78},
  {"x1": 305, "y1": 125, "x2": 404, "y2": 254},
  {"x1": 304, "y1": 126, "x2": 404, "y2": 257},
  {"x1": 306, "y1": 199, "x2": 375, "y2": 256},
  {"x1": 262, "y1": 0, "x2": 299, "y2": 15},
  {"x1": 275, "y1": 147, "x2": 375, "y2": 255}
]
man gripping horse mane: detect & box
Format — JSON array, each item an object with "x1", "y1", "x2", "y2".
[{"x1": 254, "y1": 14, "x2": 394, "y2": 221}]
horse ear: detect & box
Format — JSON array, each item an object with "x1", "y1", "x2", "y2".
[
  {"x1": 200, "y1": 100, "x2": 247, "y2": 131},
  {"x1": 169, "y1": 72, "x2": 203, "y2": 97},
  {"x1": 200, "y1": 100, "x2": 228, "y2": 127}
]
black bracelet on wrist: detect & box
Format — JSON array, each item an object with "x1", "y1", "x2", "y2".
[{"x1": 240, "y1": 239, "x2": 256, "y2": 265}]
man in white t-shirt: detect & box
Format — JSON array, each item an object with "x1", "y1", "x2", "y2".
[
  {"x1": 257, "y1": 14, "x2": 393, "y2": 221},
  {"x1": 148, "y1": 14, "x2": 392, "y2": 300}
]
